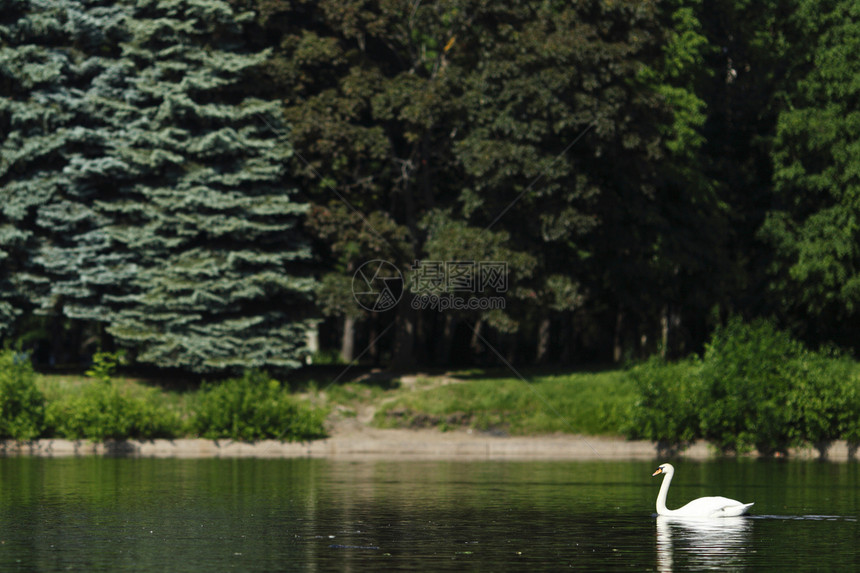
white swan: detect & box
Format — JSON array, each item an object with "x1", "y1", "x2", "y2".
[{"x1": 652, "y1": 463, "x2": 754, "y2": 518}]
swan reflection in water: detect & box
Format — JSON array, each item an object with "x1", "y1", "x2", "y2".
[{"x1": 656, "y1": 515, "x2": 752, "y2": 572}]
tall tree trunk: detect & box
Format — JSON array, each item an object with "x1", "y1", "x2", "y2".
[
  {"x1": 341, "y1": 258, "x2": 357, "y2": 364},
  {"x1": 415, "y1": 308, "x2": 428, "y2": 364},
  {"x1": 506, "y1": 331, "x2": 518, "y2": 364},
  {"x1": 535, "y1": 317, "x2": 551, "y2": 364},
  {"x1": 421, "y1": 134, "x2": 434, "y2": 209},
  {"x1": 391, "y1": 296, "x2": 416, "y2": 370},
  {"x1": 368, "y1": 313, "x2": 380, "y2": 366},
  {"x1": 305, "y1": 324, "x2": 319, "y2": 365},
  {"x1": 340, "y1": 315, "x2": 355, "y2": 363},
  {"x1": 660, "y1": 304, "x2": 669, "y2": 359},
  {"x1": 639, "y1": 330, "x2": 649, "y2": 359},
  {"x1": 435, "y1": 313, "x2": 456, "y2": 366},
  {"x1": 672, "y1": 309, "x2": 684, "y2": 357},
  {"x1": 613, "y1": 306, "x2": 624, "y2": 363},
  {"x1": 559, "y1": 312, "x2": 573, "y2": 365},
  {"x1": 470, "y1": 318, "x2": 484, "y2": 362},
  {"x1": 49, "y1": 303, "x2": 74, "y2": 368}
]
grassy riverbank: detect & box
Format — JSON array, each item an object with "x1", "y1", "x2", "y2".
[
  {"x1": 26, "y1": 351, "x2": 860, "y2": 450},
  {"x1": 5, "y1": 319, "x2": 859, "y2": 456},
  {"x1": 28, "y1": 365, "x2": 638, "y2": 441},
  {"x1": 365, "y1": 370, "x2": 636, "y2": 436},
  {"x1": 2, "y1": 352, "x2": 326, "y2": 442}
]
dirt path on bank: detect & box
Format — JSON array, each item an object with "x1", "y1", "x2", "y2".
[{"x1": 325, "y1": 373, "x2": 465, "y2": 433}]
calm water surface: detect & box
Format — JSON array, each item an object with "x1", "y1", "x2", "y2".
[{"x1": 0, "y1": 457, "x2": 857, "y2": 571}]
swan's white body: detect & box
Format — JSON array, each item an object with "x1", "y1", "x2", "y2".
[{"x1": 652, "y1": 463, "x2": 754, "y2": 518}]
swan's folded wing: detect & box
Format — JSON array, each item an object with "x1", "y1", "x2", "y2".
[
  {"x1": 714, "y1": 502, "x2": 754, "y2": 517},
  {"x1": 676, "y1": 496, "x2": 753, "y2": 518}
]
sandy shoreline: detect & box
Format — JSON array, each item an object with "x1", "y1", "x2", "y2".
[{"x1": 1, "y1": 427, "x2": 855, "y2": 461}]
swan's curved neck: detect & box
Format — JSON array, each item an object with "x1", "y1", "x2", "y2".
[{"x1": 656, "y1": 469, "x2": 674, "y2": 515}]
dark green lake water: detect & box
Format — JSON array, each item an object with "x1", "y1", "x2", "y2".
[{"x1": 0, "y1": 457, "x2": 857, "y2": 571}]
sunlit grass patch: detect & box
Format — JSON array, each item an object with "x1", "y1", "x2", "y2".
[
  {"x1": 373, "y1": 370, "x2": 636, "y2": 435},
  {"x1": 322, "y1": 380, "x2": 394, "y2": 406},
  {"x1": 37, "y1": 372, "x2": 184, "y2": 441}
]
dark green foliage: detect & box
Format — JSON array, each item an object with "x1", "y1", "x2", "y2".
[
  {"x1": 627, "y1": 356, "x2": 703, "y2": 446},
  {"x1": 628, "y1": 319, "x2": 860, "y2": 454},
  {"x1": 1, "y1": 0, "x2": 859, "y2": 375},
  {"x1": 786, "y1": 350, "x2": 860, "y2": 448},
  {"x1": 276, "y1": 0, "x2": 683, "y2": 365},
  {"x1": 0, "y1": 350, "x2": 46, "y2": 440},
  {"x1": 419, "y1": 212, "x2": 539, "y2": 333},
  {"x1": 760, "y1": 0, "x2": 860, "y2": 347},
  {"x1": 189, "y1": 370, "x2": 327, "y2": 441},
  {"x1": 698, "y1": 319, "x2": 804, "y2": 454}
]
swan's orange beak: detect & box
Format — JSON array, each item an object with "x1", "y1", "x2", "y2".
[{"x1": 652, "y1": 468, "x2": 663, "y2": 477}]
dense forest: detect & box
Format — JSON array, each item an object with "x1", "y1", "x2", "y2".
[{"x1": 0, "y1": 0, "x2": 857, "y2": 375}]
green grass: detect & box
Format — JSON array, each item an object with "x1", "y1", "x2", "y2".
[
  {"x1": 37, "y1": 373, "x2": 185, "y2": 440},
  {"x1": 372, "y1": 370, "x2": 637, "y2": 435},
  {"x1": 322, "y1": 380, "x2": 393, "y2": 405},
  {"x1": 35, "y1": 371, "x2": 325, "y2": 442},
  {"x1": 37, "y1": 373, "x2": 186, "y2": 414},
  {"x1": 25, "y1": 343, "x2": 860, "y2": 447},
  {"x1": 30, "y1": 367, "x2": 639, "y2": 440}
]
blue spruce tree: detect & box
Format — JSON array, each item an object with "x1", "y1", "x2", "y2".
[{"x1": 0, "y1": 0, "x2": 317, "y2": 373}]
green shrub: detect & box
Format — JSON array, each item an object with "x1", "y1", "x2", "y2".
[
  {"x1": 698, "y1": 318, "x2": 802, "y2": 454},
  {"x1": 86, "y1": 351, "x2": 124, "y2": 384},
  {"x1": 189, "y1": 370, "x2": 326, "y2": 441},
  {"x1": 0, "y1": 351, "x2": 46, "y2": 440},
  {"x1": 696, "y1": 318, "x2": 860, "y2": 454},
  {"x1": 626, "y1": 356, "x2": 703, "y2": 446},
  {"x1": 45, "y1": 352, "x2": 180, "y2": 441},
  {"x1": 627, "y1": 319, "x2": 860, "y2": 455},
  {"x1": 46, "y1": 385, "x2": 181, "y2": 441},
  {"x1": 787, "y1": 349, "x2": 860, "y2": 449}
]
